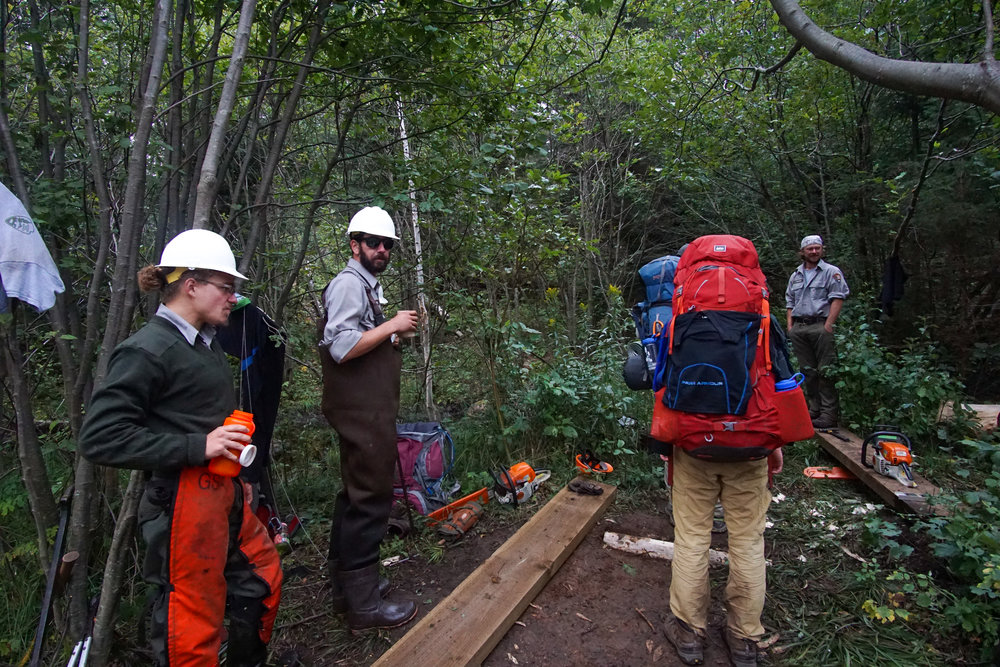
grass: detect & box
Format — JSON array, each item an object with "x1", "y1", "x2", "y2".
[{"x1": 762, "y1": 438, "x2": 971, "y2": 665}]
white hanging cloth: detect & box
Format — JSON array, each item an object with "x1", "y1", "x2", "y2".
[{"x1": 0, "y1": 181, "x2": 65, "y2": 313}]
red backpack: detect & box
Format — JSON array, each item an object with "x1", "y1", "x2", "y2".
[{"x1": 651, "y1": 235, "x2": 801, "y2": 461}]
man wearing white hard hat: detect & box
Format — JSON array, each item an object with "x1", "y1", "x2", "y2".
[
  {"x1": 318, "y1": 206, "x2": 419, "y2": 631},
  {"x1": 80, "y1": 229, "x2": 282, "y2": 666},
  {"x1": 785, "y1": 235, "x2": 850, "y2": 429}
]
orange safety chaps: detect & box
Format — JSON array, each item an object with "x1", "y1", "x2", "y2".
[{"x1": 141, "y1": 467, "x2": 282, "y2": 666}]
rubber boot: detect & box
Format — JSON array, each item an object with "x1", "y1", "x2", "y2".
[
  {"x1": 328, "y1": 560, "x2": 390, "y2": 614},
  {"x1": 226, "y1": 615, "x2": 268, "y2": 667},
  {"x1": 340, "y1": 564, "x2": 417, "y2": 631}
]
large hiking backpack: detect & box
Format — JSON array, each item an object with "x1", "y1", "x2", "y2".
[
  {"x1": 623, "y1": 255, "x2": 680, "y2": 390},
  {"x1": 650, "y1": 235, "x2": 810, "y2": 461},
  {"x1": 393, "y1": 422, "x2": 460, "y2": 514}
]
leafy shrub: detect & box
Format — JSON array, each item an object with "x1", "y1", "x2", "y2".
[
  {"x1": 500, "y1": 319, "x2": 645, "y2": 464},
  {"x1": 832, "y1": 316, "x2": 963, "y2": 442}
]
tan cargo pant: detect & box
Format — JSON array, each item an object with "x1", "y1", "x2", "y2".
[{"x1": 669, "y1": 450, "x2": 770, "y2": 640}]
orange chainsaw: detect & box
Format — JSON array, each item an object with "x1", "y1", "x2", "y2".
[
  {"x1": 860, "y1": 427, "x2": 916, "y2": 488},
  {"x1": 490, "y1": 462, "x2": 551, "y2": 507}
]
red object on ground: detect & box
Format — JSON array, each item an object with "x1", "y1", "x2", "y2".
[
  {"x1": 803, "y1": 466, "x2": 855, "y2": 480},
  {"x1": 427, "y1": 487, "x2": 489, "y2": 525}
]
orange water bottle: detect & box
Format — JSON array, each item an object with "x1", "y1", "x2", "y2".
[{"x1": 208, "y1": 410, "x2": 256, "y2": 477}]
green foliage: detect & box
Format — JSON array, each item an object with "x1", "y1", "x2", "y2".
[
  {"x1": 853, "y1": 433, "x2": 1000, "y2": 661},
  {"x1": 860, "y1": 515, "x2": 914, "y2": 560},
  {"x1": 833, "y1": 315, "x2": 963, "y2": 442}
]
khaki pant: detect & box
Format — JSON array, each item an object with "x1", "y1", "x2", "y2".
[
  {"x1": 789, "y1": 321, "x2": 838, "y2": 421},
  {"x1": 669, "y1": 451, "x2": 770, "y2": 640}
]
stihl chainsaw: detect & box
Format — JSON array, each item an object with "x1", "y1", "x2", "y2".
[
  {"x1": 490, "y1": 462, "x2": 551, "y2": 507},
  {"x1": 860, "y1": 427, "x2": 916, "y2": 488}
]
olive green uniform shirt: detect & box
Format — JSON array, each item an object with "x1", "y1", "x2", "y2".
[{"x1": 79, "y1": 315, "x2": 236, "y2": 472}]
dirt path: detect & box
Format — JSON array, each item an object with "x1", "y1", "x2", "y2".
[{"x1": 271, "y1": 488, "x2": 760, "y2": 666}]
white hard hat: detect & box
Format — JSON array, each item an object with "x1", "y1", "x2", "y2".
[
  {"x1": 158, "y1": 229, "x2": 248, "y2": 280},
  {"x1": 346, "y1": 206, "x2": 399, "y2": 240}
]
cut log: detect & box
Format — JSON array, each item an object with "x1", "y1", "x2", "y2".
[
  {"x1": 373, "y1": 477, "x2": 616, "y2": 667},
  {"x1": 603, "y1": 531, "x2": 729, "y2": 566}
]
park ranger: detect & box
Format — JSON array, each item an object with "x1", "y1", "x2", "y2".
[{"x1": 785, "y1": 234, "x2": 850, "y2": 429}]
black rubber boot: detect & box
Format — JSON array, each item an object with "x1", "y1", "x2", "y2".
[
  {"x1": 340, "y1": 564, "x2": 417, "y2": 631},
  {"x1": 329, "y1": 560, "x2": 390, "y2": 614},
  {"x1": 226, "y1": 616, "x2": 268, "y2": 667}
]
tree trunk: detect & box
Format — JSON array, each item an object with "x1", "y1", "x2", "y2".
[
  {"x1": 238, "y1": 0, "x2": 332, "y2": 276},
  {"x1": 192, "y1": 0, "x2": 257, "y2": 229},
  {"x1": 66, "y1": 0, "x2": 172, "y2": 639},
  {"x1": 770, "y1": 0, "x2": 1000, "y2": 113},
  {"x1": 87, "y1": 470, "x2": 144, "y2": 666},
  {"x1": 397, "y1": 97, "x2": 436, "y2": 418},
  {"x1": 1, "y1": 308, "x2": 58, "y2": 571}
]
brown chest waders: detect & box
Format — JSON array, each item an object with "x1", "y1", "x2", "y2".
[{"x1": 320, "y1": 286, "x2": 402, "y2": 570}]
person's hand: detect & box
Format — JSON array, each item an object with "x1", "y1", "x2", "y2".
[
  {"x1": 205, "y1": 424, "x2": 251, "y2": 461},
  {"x1": 824, "y1": 321, "x2": 835, "y2": 333},
  {"x1": 391, "y1": 310, "x2": 419, "y2": 336},
  {"x1": 768, "y1": 448, "x2": 784, "y2": 475}
]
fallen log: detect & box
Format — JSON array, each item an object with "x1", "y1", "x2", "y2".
[{"x1": 603, "y1": 531, "x2": 728, "y2": 566}]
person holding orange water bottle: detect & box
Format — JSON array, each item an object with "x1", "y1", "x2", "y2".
[{"x1": 80, "y1": 229, "x2": 282, "y2": 667}]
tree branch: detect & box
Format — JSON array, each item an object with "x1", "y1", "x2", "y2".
[{"x1": 770, "y1": 0, "x2": 1000, "y2": 114}]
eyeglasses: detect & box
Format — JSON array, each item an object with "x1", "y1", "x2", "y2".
[
  {"x1": 360, "y1": 236, "x2": 394, "y2": 251},
  {"x1": 197, "y1": 279, "x2": 236, "y2": 296}
]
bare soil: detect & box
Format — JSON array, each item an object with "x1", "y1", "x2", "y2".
[{"x1": 271, "y1": 487, "x2": 765, "y2": 666}]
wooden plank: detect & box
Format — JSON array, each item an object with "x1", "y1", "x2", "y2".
[
  {"x1": 813, "y1": 429, "x2": 944, "y2": 515},
  {"x1": 373, "y1": 478, "x2": 617, "y2": 667},
  {"x1": 938, "y1": 401, "x2": 999, "y2": 432}
]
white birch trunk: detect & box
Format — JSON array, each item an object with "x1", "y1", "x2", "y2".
[{"x1": 397, "y1": 97, "x2": 435, "y2": 417}]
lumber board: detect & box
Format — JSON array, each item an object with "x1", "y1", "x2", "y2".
[
  {"x1": 373, "y1": 477, "x2": 617, "y2": 667},
  {"x1": 813, "y1": 429, "x2": 944, "y2": 515},
  {"x1": 938, "y1": 401, "x2": 999, "y2": 432}
]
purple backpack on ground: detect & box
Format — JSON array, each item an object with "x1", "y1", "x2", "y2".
[{"x1": 393, "y1": 422, "x2": 459, "y2": 514}]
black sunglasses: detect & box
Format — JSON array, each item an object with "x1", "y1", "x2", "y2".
[{"x1": 360, "y1": 236, "x2": 394, "y2": 250}]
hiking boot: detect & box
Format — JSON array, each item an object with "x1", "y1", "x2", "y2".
[
  {"x1": 340, "y1": 564, "x2": 417, "y2": 632},
  {"x1": 226, "y1": 604, "x2": 268, "y2": 667},
  {"x1": 724, "y1": 628, "x2": 757, "y2": 667},
  {"x1": 663, "y1": 614, "x2": 704, "y2": 665},
  {"x1": 811, "y1": 417, "x2": 837, "y2": 429}
]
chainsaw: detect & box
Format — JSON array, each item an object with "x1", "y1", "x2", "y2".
[
  {"x1": 490, "y1": 462, "x2": 551, "y2": 507},
  {"x1": 860, "y1": 427, "x2": 916, "y2": 488}
]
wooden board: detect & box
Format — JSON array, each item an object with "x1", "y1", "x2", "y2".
[
  {"x1": 373, "y1": 478, "x2": 617, "y2": 667},
  {"x1": 813, "y1": 429, "x2": 944, "y2": 515}
]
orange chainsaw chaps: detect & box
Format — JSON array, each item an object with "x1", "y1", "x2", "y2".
[
  {"x1": 167, "y1": 468, "x2": 233, "y2": 665},
  {"x1": 164, "y1": 469, "x2": 283, "y2": 665}
]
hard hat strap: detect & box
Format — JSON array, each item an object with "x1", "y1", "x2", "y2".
[{"x1": 165, "y1": 267, "x2": 187, "y2": 284}]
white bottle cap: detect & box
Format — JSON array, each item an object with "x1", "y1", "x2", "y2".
[{"x1": 239, "y1": 444, "x2": 257, "y2": 467}]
